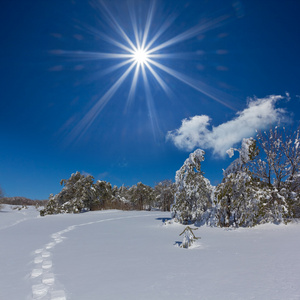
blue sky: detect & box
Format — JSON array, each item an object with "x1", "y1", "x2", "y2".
[{"x1": 0, "y1": 0, "x2": 299, "y2": 200}]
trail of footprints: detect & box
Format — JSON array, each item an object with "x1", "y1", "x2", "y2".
[
  {"x1": 29, "y1": 219, "x2": 119, "y2": 299},
  {"x1": 29, "y1": 213, "x2": 159, "y2": 299},
  {"x1": 30, "y1": 226, "x2": 76, "y2": 300}
]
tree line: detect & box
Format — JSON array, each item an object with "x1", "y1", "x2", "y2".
[
  {"x1": 40, "y1": 176, "x2": 175, "y2": 216},
  {"x1": 41, "y1": 126, "x2": 300, "y2": 227},
  {"x1": 0, "y1": 197, "x2": 48, "y2": 207}
]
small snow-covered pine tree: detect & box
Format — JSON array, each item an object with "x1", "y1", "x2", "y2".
[{"x1": 179, "y1": 226, "x2": 199, "y2": 248}]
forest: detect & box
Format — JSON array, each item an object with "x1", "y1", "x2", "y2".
[{"x1": 39, "y1": 126, "x2": 300, "y2": 227}]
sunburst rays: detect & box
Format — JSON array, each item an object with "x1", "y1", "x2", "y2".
[{"x1": 59, "y1": 0, "x2": 232, "y2": 144}]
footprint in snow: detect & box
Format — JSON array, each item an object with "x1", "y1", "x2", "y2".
[
  {"x1": 42, "y1": 260, "x2": 52, "y2": 269},
  {"x1": 32, "y1": 283, "x2": 49, "y2": 299},
  {"x1": 46, "y1": 242, "x2": 56, "y2": 249},
  {"x1": 35, "y1": 249, "x2": 43, "y2": 254},
  {"x1": 42, "y1": 273, "x2": 55, "y2": 285},
  {"x1": 51, "y1": 290, "x2": 66, "y2": 300},
  {"x1": 31, "y1": 269, "x2": 43, "y2": 279},
  {"x1": 34, "y1": 256, "x2": 43, "y2": 264},
  {"x1": 30, "y1": 226, "x2": 76, "y2": 299},
  {"x1": 41, "y1": 251, "x2": 51, "y2": 258}
]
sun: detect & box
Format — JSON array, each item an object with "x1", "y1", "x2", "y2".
[
  {"x1": 133, "y1": 48, "x2": 149, "y2": 65},
  {"x1": 63, "y1": 0, "x2": 232, "y2": 143}
]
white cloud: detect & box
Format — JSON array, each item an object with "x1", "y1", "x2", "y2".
[{"x1": 167, "y1": 95, "x2": 288, "y2": 157}]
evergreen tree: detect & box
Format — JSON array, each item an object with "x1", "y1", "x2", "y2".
[
  {"x1": 154, "y1": 180, "x2": 175, "y2": 211},
  {"x1": 42, "y1": 172, "x2": 95, "y2": 215},
  {"x1": 40, "y1": 194, "x2": 60, "y2": 216},
  {"x1": 116, "y1": 185, "x2": 132, "y2": 209},
  {"x1": 93, "y1": 180, "x2": 113, "y2": 209},
  {"x1": 130, "y1": 182, "x2": 154, "y2": 210},
  {"x1": 215, "y1": 170, "x2": 261, "y2": 227},
  {"x1": 179, "y1": 226, "x2": 200, "y2": 248},
  {"x1": 172, "y1": 149, "x2": 212, "y2": 224},
  {"x1": 215, "y1": 138, "x2": 260, "y2": 227}
]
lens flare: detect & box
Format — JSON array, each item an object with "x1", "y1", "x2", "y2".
[
  {"x1": 59, "y1": 1, "x2": 233, "y2": 143},
  {"x1": 133, "y1": 48, "x2": 149, "y2": 65}
]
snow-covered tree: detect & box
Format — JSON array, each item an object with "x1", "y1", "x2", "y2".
[
  {"x1": 154, "y1": 180, "x2": 175, "y2": 211},
  {"x1": 286, "y1": 173, "x2": 300, "y2": 217},
  {"x1": 215, "y1": 138, "x2": 260, "y2": 227},
  {"x1": 110, "y1": 185, "x2": 131, "y2": 209},
  {"x1": 256, "y1": 185, "x2": 290, "y2": 224},
  {"x1": 172, "y1": 149, "x2": 212, "y2": 224},
  {"x1": 40, "y1": 194, "x2": 60, "y2": 216},
  {"x1": 216, "y1": 127, "x2": 300, "y2": 226},
  {"x1": 116, "y1": 185, "x2": 130, "y2": 202},
  {"x1": 93, "y1": 180, "x2": 113, "y2": 210},
  {"x1": 42, "y1": 172, "x2": 95, "y2": 215},
  {"x1": 254, "y1": 127, "x2": 290, "y2": 189},
  {"x1": 60, "y1": 172, "x2": 94, "y2": 213},
  {"x1": 215, "y1": 170, "x2": 261, "y2": 227},
  {"x1": 130, "y1": 182, "x2": 154, "y2": 210},
  {"x1": 252, "y1": 126, "x2": 300, "y2": 221},
  {"x1": 179, "y1": 226, "x2": 200, "y2": 248}
]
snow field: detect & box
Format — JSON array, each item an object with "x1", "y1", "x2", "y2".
[
  {"x1": 1, "y1": 205, "x2": 300, "y2": 299},
  {"x1": 30, "y1": 213, "x2": 79, "y2": 299}
]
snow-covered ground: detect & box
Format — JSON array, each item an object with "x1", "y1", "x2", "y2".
[{"x1": 1, "y1": 205, "x2": 300, "y2": 300}]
